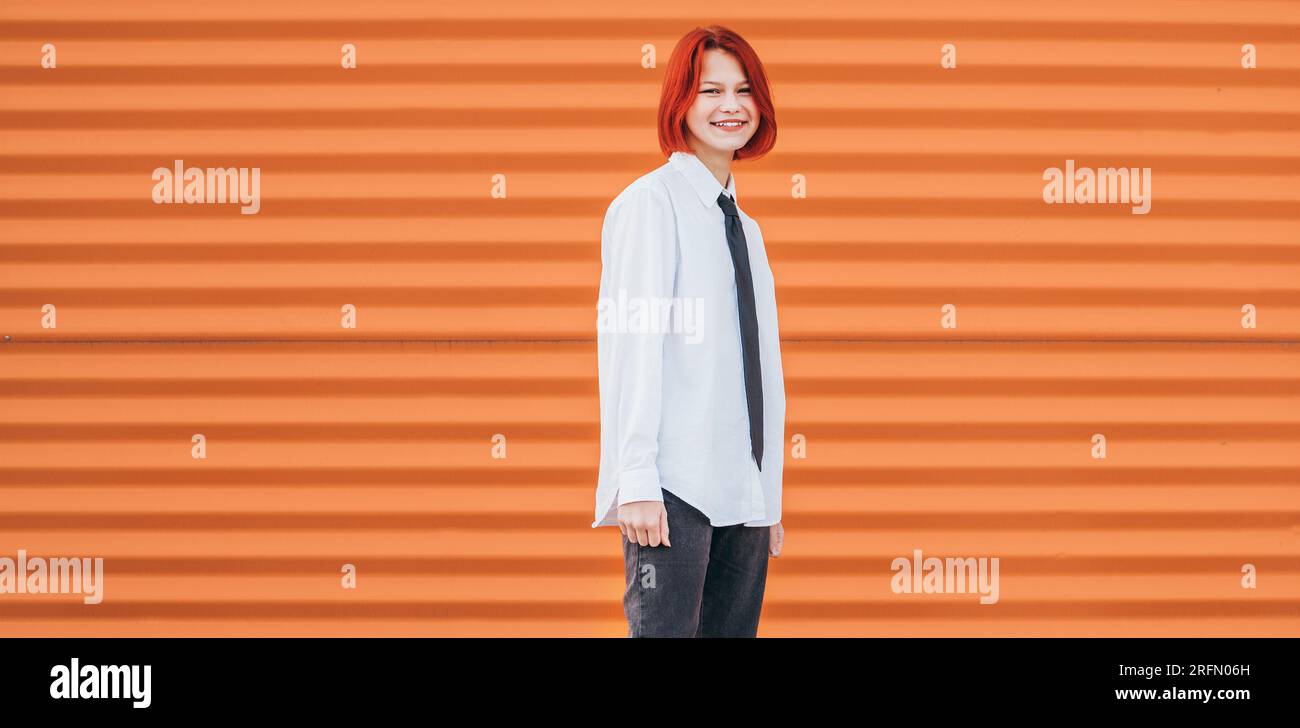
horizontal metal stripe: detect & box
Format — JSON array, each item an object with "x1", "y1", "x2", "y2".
[
  {"x1": 3, "y1": 153, "x2": 1297, "y2": 175},
  {"x1": 2, "y1": 528, "x2": 1292, "y2": 553},
  {"x1": 3, "y1": 131, "x2": 1291, "y2": 156},
  {"x1": 3, "y1": 0, "x2": 1293, "y2": 24},
  {"x1": 2, "y1": 198, "x2": 1297, "y2": 218},
  {"x1": 4, "y1": 288, "x2": 1298, "y2": 305},
  {"x1": 0, "y1": 620, "x2": 1290, "y2": 637},
  {"x1": 3, "y1": 574, "x2": 1297, "y2": 600},
  {"x1": 7, "y1": 485, "x2": 1296, "y2": 513},
  {"x1": 3, "y1": 469, "x2": 1298, "y2": 486},
  {"x1": 10, "y1": 90, "x2": 1296, "y2": 117},
  {"x1": 3, "y1": 339, "x2": 1297, "y2": 366},
  {"x1": 3, "y1": 512, "x2": 1298, "y2": 530},
  {"x1": 1, "y1": 65, "x2": 1297, "y2": 87},
  {"x1": 3, "y1": 556, "x2": 1292, "y2": 575},
  {"x1": 3, "y1": 19, "x2": 1298, "y2": 42},
  {"x1": 4, "y1": 108, "x2": 1296, "y2": 130},
  {"x1": 4, "y1": 378, "x2": 1300, "y2": 397},
  {"x1": 3, "y1": 242, "x2": 1299, "y2": 265},
  {"x1": 0, "y1": 600, "x2": 1294, "y2": 620}
]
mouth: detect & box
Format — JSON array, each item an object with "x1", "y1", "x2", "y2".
[{"x1": 710, "y1": 119, "x2": 748, "y2": 132}]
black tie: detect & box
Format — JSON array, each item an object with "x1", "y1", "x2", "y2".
[{"x1": 716, "y1": 191, "x2": 764, "y2": 471}]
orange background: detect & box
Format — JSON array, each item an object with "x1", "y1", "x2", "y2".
[{"x1": 1, "y1": 0, "x2": 1297, "y2": 636}]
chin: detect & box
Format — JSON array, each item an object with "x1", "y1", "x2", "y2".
[{"x1": 697, "y1": 134, "x2": 752, "y2": 155}]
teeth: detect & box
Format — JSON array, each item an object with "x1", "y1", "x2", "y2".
[{"x1": 713, "y1": 121, "x2": 744, "y2": 127}]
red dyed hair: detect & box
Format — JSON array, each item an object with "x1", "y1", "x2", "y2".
[{"x1": 657, "y1": 25, "x2": 777, "y2": 161}]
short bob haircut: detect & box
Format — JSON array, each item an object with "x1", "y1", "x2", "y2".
[{"x1": 657, "y1": 25, "x2": 777, "y2": 161}]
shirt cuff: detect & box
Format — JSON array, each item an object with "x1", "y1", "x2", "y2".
[{"x1": 615, "y1": 467, "x2": 663, "y2": 506}]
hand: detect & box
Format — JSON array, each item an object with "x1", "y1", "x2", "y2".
[
  {"x1": 618, "y1": 500, "x2": 671, "y2": 547},
  {"x1": 769, "y1": 521, "x2": 783, "y2": 557}
]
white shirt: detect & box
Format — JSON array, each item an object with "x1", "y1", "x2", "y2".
[{"x1": 592, "y1": 150, "x2": 786, "y2": 529}]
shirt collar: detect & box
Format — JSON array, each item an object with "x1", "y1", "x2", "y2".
[{"x1": 669, "y1": 150, "x2": 738, "y2": 211}]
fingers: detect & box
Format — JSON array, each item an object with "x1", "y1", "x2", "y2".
[
  {"x1": 642, "y1": 508, "x2": 666, "y2": 548},
  {"x1": 617, "y1": 502, "x2": 669, "y2": 548}
]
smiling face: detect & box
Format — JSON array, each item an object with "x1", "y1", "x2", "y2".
[{"x1": 684, "y1": 49, "x2": 759, "y2": 160}]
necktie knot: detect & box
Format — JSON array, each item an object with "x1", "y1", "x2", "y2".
[{"x1": 717, "y1": 191, "x2": 739, "y2": 218}]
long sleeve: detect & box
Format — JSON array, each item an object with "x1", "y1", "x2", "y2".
[{"x1": 602, "y1": 186, "x2": 677, "y2": 506}]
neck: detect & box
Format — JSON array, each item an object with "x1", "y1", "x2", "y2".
[{"x1": 686, "y1": 141, "x2": 733, "y2": 191}]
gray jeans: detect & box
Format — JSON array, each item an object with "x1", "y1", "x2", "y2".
[{"x1": 621, "y1": 487, "x2": 771, "y2": 637}]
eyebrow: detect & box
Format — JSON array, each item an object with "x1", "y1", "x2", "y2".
[{"x1": 700, "y1": 80, "x2": 750, "y2": 86}]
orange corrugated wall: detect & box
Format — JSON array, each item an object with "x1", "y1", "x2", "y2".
[{"x1": 1, "y1": 1, "x2": 1297, "y2": 636}]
